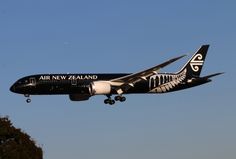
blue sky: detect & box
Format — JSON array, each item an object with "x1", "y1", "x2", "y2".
[{"x1": 0, "y1": 0, "x2": 235, "y2": 159}]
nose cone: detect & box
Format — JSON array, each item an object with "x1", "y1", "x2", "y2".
[{"x1": 10, "y1": 84, "x2": 16, "y2": 93}]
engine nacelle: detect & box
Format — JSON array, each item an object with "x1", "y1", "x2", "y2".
[
  {"x1": 90, "y1": 81, "x2": 111, "y2": 95},
  {"x1": 69, "y1": 94, "x2": 90, "y2": 101}
]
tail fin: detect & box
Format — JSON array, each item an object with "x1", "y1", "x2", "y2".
[{"x1": 178, "y1": 45, "x2": 209, "y2": 79}]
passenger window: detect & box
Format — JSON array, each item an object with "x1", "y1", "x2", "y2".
[{"x1": 71, "y1": 79, "x2": 77, "y2": 86}]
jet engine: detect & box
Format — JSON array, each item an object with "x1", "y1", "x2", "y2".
[
  {"x1": 69, "y1": 94, "x2": 90, "y2": 101},
  {"x1": 90, "y1": 81, "x2": 111, "y2": 95}
]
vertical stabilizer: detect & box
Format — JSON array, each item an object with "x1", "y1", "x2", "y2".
[{"x1": 178, "y1": 45, "x2": 209, "y2": 79}]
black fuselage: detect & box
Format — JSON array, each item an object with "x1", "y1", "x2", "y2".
[
  {"x1": 10, "y1": 73, "x2": 209, "y2": 96},
  {"x1": 10, "y1": 73, "x2": 149, "y2": 95}
]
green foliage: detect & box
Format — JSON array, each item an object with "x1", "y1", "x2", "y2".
[{"x1": 0, "y1": 117, "x2": 43, "y2": 159}]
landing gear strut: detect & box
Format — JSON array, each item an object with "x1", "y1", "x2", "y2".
[
  {"x1": 24, "y1": 94, "x2": 31, "y2": 103},
  {"x1": 104, "y1": 95, "x2": 115, "y2": 105}
]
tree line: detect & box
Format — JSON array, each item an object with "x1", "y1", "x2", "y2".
[{"x1": 0, "y1": 116, "x2": 43, "y2": 159}]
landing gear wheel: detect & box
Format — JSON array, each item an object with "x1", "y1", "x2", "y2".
[
  {"x1": 114, "y1": 96, "x2": 121, "y2": 101},
  {"x1": 26, "y1": 98, "x2": 31, "y2": 103},
  {"x1": 114, "y1": 95, "x2": 126, "y2": 102},
  {"x1": 120, "y1": 96, "x2": 126, "y2": 102},
  {"x1": 109, "y1": 100, "x2": 115, "y2": 105},
  {"x1": 24, "y1": 94, "x2": 31, "y2": 103},
  {"x1": 104, "y1": 99, "x2": 115, "y2": 105},
  {"x1": 104, "y1": 94, "x2": 115, "y2": 105},
  {"x1": 104, "y1": 99, "x2": 110, "y2": 104}
]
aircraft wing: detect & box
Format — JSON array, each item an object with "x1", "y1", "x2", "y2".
[{"x1": 110, "y1": 55, "x2": 186, "y2": 94}]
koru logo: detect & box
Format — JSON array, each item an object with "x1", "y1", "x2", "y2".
[{"x1": 190, "y1": 54, "x2": 204, "y2": 72}]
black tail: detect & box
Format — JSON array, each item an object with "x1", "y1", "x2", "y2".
[{"x1": 177, "y1": 45, "x2": 209, "y2": 79}]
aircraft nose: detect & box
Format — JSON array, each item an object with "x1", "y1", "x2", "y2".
[{"x1": 10, "y1": 85, "x2": 16, "y2": 92}]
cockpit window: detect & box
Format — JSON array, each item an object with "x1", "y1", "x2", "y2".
[{"x1": 29, "y1": 78, "x2": 36, "y2": 85}]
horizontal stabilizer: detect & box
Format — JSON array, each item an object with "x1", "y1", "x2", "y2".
[{"x1": 201, "y1": 72, "x2": 224, "y2": 79}]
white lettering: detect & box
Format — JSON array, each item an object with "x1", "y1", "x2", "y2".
[
  {"x1": 52, "y1": 76, "x2": 60, "y2": 80},
  {"x1": 39, "y1": 75, "x2": 50, "y2": 80},
  {"x1": 61, "y1": 75, "x2": 67, "y2": 80},
  {"x1": 52, "y1": 75, "x2": 68, "y2": 80},
  {"x1": 69, "y1": 75, "x2": 98, "y2": 80},
  {"x1": 39, "y1": 75, "x2": 98, "y2": 81}
]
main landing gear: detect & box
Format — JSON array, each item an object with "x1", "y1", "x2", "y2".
[
  {"x1": 104, "y1": 95, "x2": 126, "y2": 105},
  {"x1": 24, "y1": 94, "x2": 31, "y2": 103},
  {"x1": 114, "y1": 95, "x2": 126, "y2": 102}
]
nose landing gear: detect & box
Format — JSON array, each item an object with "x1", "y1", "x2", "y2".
[
  {"x1": 24, "y1": 94, "x2": 31, "y2": 103},
  {"x1": 26, "y1": 98, "x2": 31, "y2": 103}
]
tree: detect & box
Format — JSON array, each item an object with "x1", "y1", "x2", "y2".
[{"x1": 0, "y1": 116, "x2": 43, "y2": 159}]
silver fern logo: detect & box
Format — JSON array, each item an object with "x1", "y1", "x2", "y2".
[
  {"x1": 190, "y1": 54, "x2": 204, "y2": 72},
  {"x1": 149, "y1": 69, "x2": 187, "y2": 93}
]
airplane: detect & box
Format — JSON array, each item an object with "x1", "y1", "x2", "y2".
[{"x1": 10, "y1": 45, "x2": 223, "y2": 105}]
